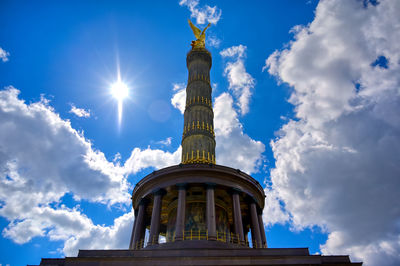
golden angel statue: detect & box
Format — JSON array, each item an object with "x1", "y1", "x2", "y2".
[{"x1": 188, "y1": 19, "x2": 211, "y2": 49}]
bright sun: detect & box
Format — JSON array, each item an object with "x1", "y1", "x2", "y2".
[
  {"x1": 111, "y1": 81, "x2": 129, "y2": 101},
  {"x1": 110, "y1": 79, "x2": 130, "y2": 126}
]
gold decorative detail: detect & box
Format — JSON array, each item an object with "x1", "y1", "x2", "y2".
[
  {"x1": 133, "y1": 231, "x2": 248, "y2": 250},
  {"x1": 188, "y1": 19, "x2": 211, "y2": 49},
  {"x1": 182, "y1": 155, "x2": 215, "y2": 164}
]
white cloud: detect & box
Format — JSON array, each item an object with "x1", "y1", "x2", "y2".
[
  {"x1": 206, "y1": 35, "x2": 221, "y2": 48},
  {"x1": 124, "y1": 146, "x2": 181, "y2": 175},
  {"x1": 3, "y1": 203, "x2": 135, "y2": 256},
  {"x1": 263, "y1": 187, "x2": 289, "y2": 226},
  {"x1": 179, "y1": 0, "x2": 222, "y2": 25},
  {"x1": 0, "y1": 47, "x2": 10, "y2": 62},
  {"x1": 220, "y1": 45, "x2": 246, "y2": 58},
  {"x1": 3, "y1": 205, "x2": 93, "y2": 244},
  {"x1": 69, "y1": 104, "x2": 91, "y2": 118},
  {"x1": 156, "y1": 137, "x2": 172, "y2": 146},
  {"x1": 0, "y1": 87, "x2": 129, "y2": 205},
  {"x1": 171, "y1": 83, "x2": 186, "y2": 114},
  {"x1": 63, "y1": 210, "x2": 134, "y2": 256},
  {"x1": 214, "y1": 93, "x2": 265, "y2": 173},
  {"x1": 264, "y1": 0, "x2": 400, "y2": 265},
  {"x1": 0, "y1": 86, "x2": 131, "y2": 247},
  {"x1": 221, "y1": 45, "x2": 255, "y2": 115}
]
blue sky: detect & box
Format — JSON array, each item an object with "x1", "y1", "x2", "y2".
[{"x1": 1, "y1": 1, "x2": 399, "y2": 265}]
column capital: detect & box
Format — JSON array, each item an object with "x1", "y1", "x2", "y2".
[
  {"x1": 246, "y1": 195, "x2": 259, "y2": 206},
  {"x1": 138, "y1": 198, "x2": 149, "y2": 206},
  {"x1": 152, "y1": 188, "x2": 166, "y2": 196},
  {"x1": 230, "y1": 187, "x2": 242, "y2": 194},
  {"x1": 176, "y1": 183, "x2": 188, "y2": 189},
  {"x1": 205, "y1": 182, "x2": 216, "y2": 188}
]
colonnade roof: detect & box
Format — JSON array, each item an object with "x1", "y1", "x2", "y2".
[{"x1": 132, "y1": 164, "x2": 265, "y2": 210}]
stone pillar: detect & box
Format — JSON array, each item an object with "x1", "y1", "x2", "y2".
[
  {"x1": 129, "y1": 210, "x2": 138, "y2": 249},
  {"x1": 206, "y1": 183, "x2": 216, "y2": 240},
  {"x1": 130, "y1": 198, "x2": 147, "y2": 249},
  {"x1": 257, "y1": 209, "x2": 267, "y2": 248},
  {"x1": 250, "y1": 200, "x2": 262, "y2": 248},
  {"x1": 181, "y1": 49, "x2": 215, "y2": 165},
  {"x1": 175, "y1": 183, "x2": 187, "y2": 241},
  {"x1": 231, "y1": 188, "x2": 244, "y2": 244},
  {"x1": 148, "y1": 189, "x2": 164, "y2": 245}
]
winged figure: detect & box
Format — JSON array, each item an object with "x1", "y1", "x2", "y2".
[{"x1": 188, "y1": 19, "x2": 211, "y2": 49}]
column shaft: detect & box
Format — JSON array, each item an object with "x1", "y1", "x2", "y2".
[
  {"x1": 206, "y1": 184, "x2": 216, "y2": 240},
  {"x1": 258, "y1": 212, "x2": 267, "y2": 248},
  {"x1": 148, "y1": 191, "x2": 163, "y2": 245},
  {"x1": 250, "y1": 201, "x2": 262, "y2": 248},
  {"x1": 175, "y1": 184, "x2": 187, "y2": 241},
  {"x1": 129, "y1": 211, "x2": 138, "y2": 249},
  {"x1": 130, "y1": 200, "x2": 146, "y2": 249},
  {"x1": 232, "y1": 191, "x2": 244, "y2": 243}
]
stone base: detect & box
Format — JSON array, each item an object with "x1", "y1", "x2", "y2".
[{"x1": 37, "y1": 244, "x2": 362, "y2": 265}]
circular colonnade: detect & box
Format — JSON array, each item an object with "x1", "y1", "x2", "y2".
[{"x1": 129, "y1": 164, "x2": 267, "y2": 249}]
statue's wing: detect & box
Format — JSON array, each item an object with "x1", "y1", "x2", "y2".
[
  {"x1": 201, "y1": 23, "x2": 211, "y2": 36},
  {"x1": 188, "y1": 19, "x2": 201, "y2": 39}
]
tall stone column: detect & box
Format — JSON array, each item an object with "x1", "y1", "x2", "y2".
[
  {"x1": 250, "y1": 200, "x2": 262, "y2": 248},
  {"x1": 175, "y1": 183, "x2": 187, "y2": 241},
  {"x1": 130, "y1": 198, "x2": 147, "y2": 249},
  {"x1": 232, "y1": 189, "x2": 244, "y2": 243},
  {"x1": 257, "y1": 209, "x2": 267, "y2": 248},
  {"x1": 231, "y1": 189, "x2": 245, "y2": 244},
  {"x1": 148, "y1": 189, "x2": 165, "y2": 245},
  {"x1": 181, "y1": 49, "x2": 216, "y2": 165},
  {"x1": 129, "y1": 210, "x2": 138, "y2": 249},
  {"x1": 206, "y1": 183, "x2": 216, "y2": 240}
]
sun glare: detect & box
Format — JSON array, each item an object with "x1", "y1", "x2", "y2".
[
  {"x1": 111, "y1": 81, "x2": 129, "y2": 101},
  {"x1": 110, "y1": 79, "x2": 130, "y2": 127}
]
